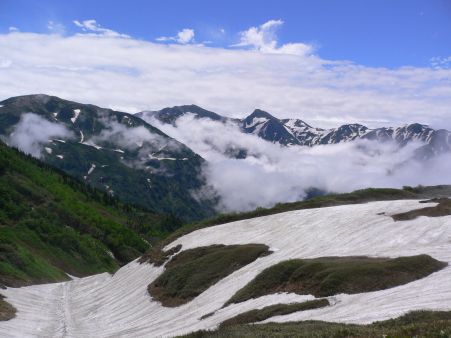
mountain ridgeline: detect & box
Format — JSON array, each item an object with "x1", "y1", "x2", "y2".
[
  {"x1": 1, "y1": 94, "x2": 450, "y2": 227},
  {"x1": 140, "y1": 105, "x2": 451, "y2": 159},
  {"x1": 0, "y1": 95, "x2": 216, "y2": 222}
]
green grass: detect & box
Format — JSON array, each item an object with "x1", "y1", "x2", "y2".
[
  {"x1": 219, "y1": 299, "x2": 329, "y2": 327},
  {"x1": 0, "y1": 294, "x2": 16, "y2": 321},
  {"x1": 0, "y1": 141, "x2": 173, "y2": 286},
  {"x1": 181, "y1": 310, "x2": 451, "y2": 338},
  {"x1": 139, "y1": 244, "x2": 182, "y2": 266},
  {"x1": 227, "y1": 255, "x2": 447, "y2": 304},
  {"x1": 148, "y1": 244, "x2": 271, "y2": 307}
]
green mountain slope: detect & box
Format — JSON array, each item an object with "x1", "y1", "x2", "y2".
[
  {"x1": 0, "y1": 141, "x2": 173, "y2": 287},
  {"x1": 0, "y1": 94, "x2": 216, "y2": 222}
]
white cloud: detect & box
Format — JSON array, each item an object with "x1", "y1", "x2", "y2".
[
  {"x1": 8, "y1": 113, "x2": 73, "y2": 157},
  {"x1": 156, "y1": 28, "x2": 195, "y2": 44},
  {"x1": 47, "y1": 21, "x2": 66, "y2": 35},
  {"x1": 233, "y1": 19, "x2": 314, "y2": 56},
  {"x1": 144, "y1": 114, "x2": 451, "y2": 212},
  {"x1": 8, "y1": 26, "x2": 19, "y2": 32},
  {"x1": 73, "y1": 19, "x2": 129, "y2": 38},
  {"x1": 0, "y1": 24, "x2": 450, "y2": 130},
  {"x1": 430, "y1": 56, "x2": 451, "y2": 69}
]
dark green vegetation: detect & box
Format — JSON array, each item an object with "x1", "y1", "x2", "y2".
[
  {"x1": 0, "y1": 295, "x2": 16, "y2": 321},
  {"x1": 0, "y1": 94, "x2": 216, "y2": 221},
  {"x1": 0, "y1": 141, "x2": 174, "y2": 287},
  {"x1": 182, "y1": 311, "x2": 451, "y2": 338},
  {"x1": 219, "y1": 299, "x2": 329, "y2": 327},
  {"x1": 148, "y1": 244, "x2": 271, "y2": 307},
  {"x1": 139, "y1": 244, "x2": 182, "y2": 267},
  {"x1": 392, "y1": 197, "x2": 451, "y2": 221},
  {"x1": 227, "y1": 255, "x2": 446, "y2": 304},
  {"x1": 142, "y1": 185, "x2": 451, "y2": 267}
]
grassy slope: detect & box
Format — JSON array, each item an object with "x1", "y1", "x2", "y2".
[
  {"x1": 219, "y1": 299, "x2": 329, "y2": 327},
  {"x1": 183, "y1": 311, "x2": 451, "y2": 338},
  {"x1": 149, "y1": 244, "x2": 270, "y2": 307},
  {"x1": 0, "y1": 142, "x2": 168, "y2": 287},
  {"x1": 227, "y1": 255, "x2": 447, "y2": 304},
  {"x1": 392, "y1": 197, "x2": 451, "y2": 221}
]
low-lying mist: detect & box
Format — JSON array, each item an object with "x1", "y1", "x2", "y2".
[{"x1": 147, "y1": 114, "x2": 451, "y2": 212}]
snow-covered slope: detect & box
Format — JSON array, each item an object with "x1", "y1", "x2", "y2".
[{"x1": 1, "y1": 200, "x2": 451, "y2": 337}]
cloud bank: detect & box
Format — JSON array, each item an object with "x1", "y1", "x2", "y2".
[
  {"x1": 0, "y1": 20, "x2": 450, "y2": 130},
  {"x1": 8, "y1": 113, "x2": 72, "y2": 157},
  {"x1": 146, "y1": 114, "x2": 451, "y2": 212}
]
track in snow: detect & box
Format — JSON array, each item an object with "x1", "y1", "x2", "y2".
[{"x1": 1, "y1": 200, "x2": 451, "y2": 337}]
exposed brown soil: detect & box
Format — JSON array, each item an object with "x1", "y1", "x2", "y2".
[{"x1": 392, "y1": 198, "x2": 451, "y2": 221}]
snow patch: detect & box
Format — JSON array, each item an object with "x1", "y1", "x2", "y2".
[
  {"x1": 87, "y1": 164, "x2": 96, "y2": 175},
  {"x1": 44, "y1": 147, "x2": 52, "y2": 154},
  {"x1": 71, "y1": 109, "x2": 81, "y2": 123},
  {"x1": 2, "y1": 200, "x2": 451, "y2": 337}
]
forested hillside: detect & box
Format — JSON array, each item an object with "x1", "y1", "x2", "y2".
[{"x1": 0, "y1": 141, "x2": 175, "y2": 287}]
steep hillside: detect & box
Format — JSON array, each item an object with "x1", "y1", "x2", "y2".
[
  {"x1": 0, "y1": 141, "x2": 172, "y2": 287},
  {"x1": 1, "y1": 198, "x2": 451, "y2": 336},
  {"x1": 0, "y1": 95, "x2": 216, "y2": 221}
]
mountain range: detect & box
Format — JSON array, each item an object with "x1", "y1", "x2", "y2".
[
  {"x1": 0, "y1": 95, "x2": 216, "y2": 222},
  {"x1": 1, "y1": 94, "x2": 450, "y2": 222},
  {"x1": 139, "y1": 105, "x2": 451, "y2": 159}
]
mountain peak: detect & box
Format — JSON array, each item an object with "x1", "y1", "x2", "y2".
[
  {"x1": 141, "y1": 104, "x2": 224, "y2": 125},
  {"x1": 247, "y1": 109, "x2": 277, "y2": 120}
]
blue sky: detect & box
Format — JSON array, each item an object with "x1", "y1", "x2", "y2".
[
  {"x1": 1, "y1": 0, "x2": 450, "y2": 68},
  {"x1": 0, "y1": 0, "x2": 450, "y2": 128}
]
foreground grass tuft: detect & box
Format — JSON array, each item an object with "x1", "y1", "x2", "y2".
[
  {"x1": 219, "y1": 299, "x2": 329, "y2": 327},
  {"x1": 139, "y1": 244, "x2": 182, "y2": 266},
  {"x1": 227, "y1": 255, "x2": 446, "y2": 304},
  {"x1": 0, "y1": 294, "x2": 16, "y2": 321},
  {"x1": 148, "y1": 244, "x2": 271, "y2": 307}
]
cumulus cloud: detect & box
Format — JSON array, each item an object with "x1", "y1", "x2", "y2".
[
  {"x1": 233, "y1": 19, "x2": 314, "y2": 56},
  {"x1": 8, "y1": 113, "x2": 73, "y2": 157},
  {"x1": 156, "y1": 28, "x2": 195, "y2": 44},
  {"x1": 0, "y1": 22, "x2": 450, "y2": 130},
  {"x1": 146, "y1": 114, "x2": 451, "y2": 212},
  {"x1": 73, "y1": 19, "x2": 129, "y2": 38}
]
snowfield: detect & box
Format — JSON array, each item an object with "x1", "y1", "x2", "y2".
[{"x1": 1, "y1": 200, "x2": 451, "y2": 337}]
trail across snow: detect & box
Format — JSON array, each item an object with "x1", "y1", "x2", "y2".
[{"x1": 1, "y1": 200, "x2": 451, "y2": 337}]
